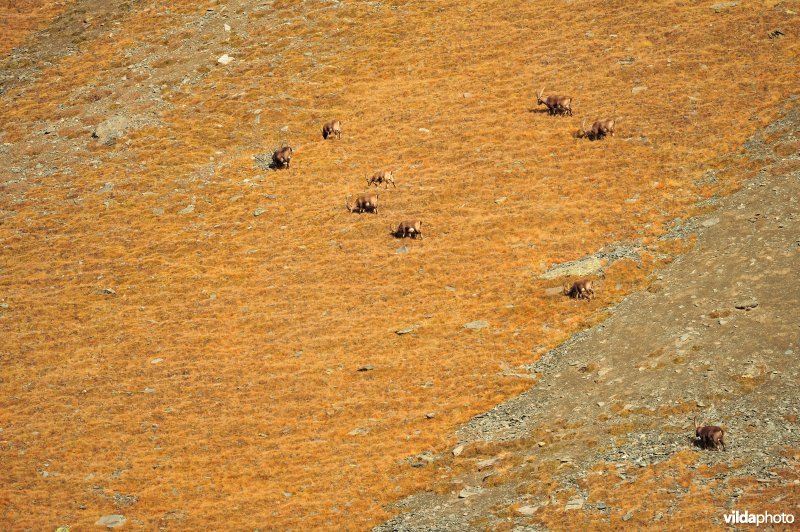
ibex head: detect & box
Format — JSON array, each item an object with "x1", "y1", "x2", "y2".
[
  {"x1": 574, "y1": 118, "x2": 587, "y2": 138},
  {"x1": 537, "y1": 87, "x2": 545, "y2": 104}
]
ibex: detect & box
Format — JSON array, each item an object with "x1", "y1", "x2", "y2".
[
  {"x1": 391, "y1": 220, "x2": 423, "y2": 239},
  {"x1": 322, "y1": 120, "x2": 342, "y2": 140},
  {"x1": 565, "y1": 279, "x2": 594, "y2": 301},
  {"x1": 366, "y1": 171, "x2": 396, "y2": 189},
  {"x1": 272, "y1": 146, "x2": 293, "y2": 169},
  {"x1": 537, "y1": 87, "x2": 573, "y2": 116},
  {"x1": 575, "y1": 118, "x2": 616, "y2": 140},
  {"x1": 346, "y1": 192, "x2": 379, "y2": 214},
  {"x1": 694, "y1": 417, "x2": 725, "y2": 451}
]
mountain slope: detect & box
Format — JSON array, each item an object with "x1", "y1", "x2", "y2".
[{"x1": 0, "y1": 0, "x2": 798, "y2": 528}]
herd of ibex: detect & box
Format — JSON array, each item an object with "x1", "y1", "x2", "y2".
[
  {"x1": 536, "y1": 87, "x2": 616, "y2": 142},
  {"x1": 267, "y1": 85, "x2": 618, "y2": 258},
  {"x1": 266, "y1": 87, "x2": 725, "y2": 451},
  {"x1": 271, "y1": 120, "x2": 420, "y2": 238}
]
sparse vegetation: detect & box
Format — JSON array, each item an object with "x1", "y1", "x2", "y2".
[{"x1": 1, "y1": 0, "x2": 798, "y2": 529}]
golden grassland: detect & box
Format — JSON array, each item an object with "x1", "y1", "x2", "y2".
[
  {"x1": 0, "y1": 0, "x2": 70, "y2": 55},
  {"x1": 1, "y1": 0, "x2": 798, "y2": 528}
]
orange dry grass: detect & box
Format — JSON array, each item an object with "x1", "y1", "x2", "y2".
[
  {"x1": 1, "y1": 0, "x2": 799, "y2": 529},
  {"x1": 0, "y1": 0, "x2": 70, "y2": 55}
]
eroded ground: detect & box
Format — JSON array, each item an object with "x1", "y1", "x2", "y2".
[
  {"x1": 378, "y1": 106, "x2": 800, "y2": 530},
  {"x1": 1, "y1": 1, "x2": 798, "y2": 529}
]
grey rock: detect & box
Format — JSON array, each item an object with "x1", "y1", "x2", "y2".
[
  {"x1": 178, "y1": 204, "x2": 195, "y2": 214},
  {"x1": 541, "y1": 256, "x2": 602, "y2": 279},
  {"x1": 95, "y1": 514, "x2": 126, "y2": 528},
  {"x1": 701, "y1": 217, "x2": 720, "y2": 227},
  {"x1": 618, "y1": 57, "x2": 635, "y2": 65},
  {"x1": 412, "y1": 451, "x2": 435, "y2": 466},
  {"x1": 357, "y1": 364, "x2": 374, "y2": 372},
  {"x1": 734, "y1": 298, "x2": 758, "y2": 310},
  {"x1": 516, "y1": 505, "x2": 539, "y2": 516},
  {"x1": 464, "y1": 320, "x2": 489, "y2": 330},
  {"x1": 476, "y1": 458, "x2": 499, "y2": 469},
  {"x1": 396, "y1": 246, "x2": 410, "y2": 254},
  {"x1": 632, "y1": 86, "x2": 649, "y2": 95},
  {"x1": 92, "y1": 116, "x2": 131, "y2": 144},
  {"x1": 710, "y1": 2, "x2": 738, "y2": 12},
  {"x1": 253, "y1": 207, "x2": 267, "y2": 217},
  {"x1": 452, "y1": 444, "x2": 465, "y2": 457},
  {"x1": 99, "y1": 288, "x2": 116, "y2": 296},
  {"x1": 458, "y1": 486, "x2": 483, "y2": 499},
  {"x1": 623, "y1": 510, "x2": 634, "y2": 521},
  {"x1": 565, "y1": 496, "x2": 585, "y2": 510},
  {"x1": 396, "y1": 326, "x2": 417, "y2": 335},
  {"x1": 596, "y1": 501, "x2": 607, "y2": 510},
  {"x1": 348, "y1": 427, "x2": 368, "y2": 436},
  {"x1": 112, "y1": 493, "x2": 138, "y2": 507},
  {"x1": 99, "y1": 182, "x2": 114, "y2": 193}
]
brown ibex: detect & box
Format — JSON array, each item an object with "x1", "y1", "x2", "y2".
[
  {"x1": 346, "y1": 192, "x2": 379, "y2": 214},
  {"x1": 391, "y1": 220, "x2": 423, "y2": 239},
  {"x1": 272, "y1": 146, "x2": 293, "y2": 169},
  {"x1": 565, "y1": 279, "x2": 594, "y2": 301},
  {"x1": 575, "y1": 118, "x2": 616, "y2": 140},
  {"x1": 537, "y1": 87, "x2": 573, "y2": 116},
  {"x1": 366, "y1": 171, "x2": 396, "y2": 189},
  {"x1": 694, "y1": 417, "x2": 725, "y2": 451},
  {"x1": 322, "y1": 120, "x2": 342, "y2": 140}
]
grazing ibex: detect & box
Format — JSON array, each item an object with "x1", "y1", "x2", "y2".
[
  {"x1": 346, "y1": 192, "x2": 379, "y2": 214},
  {"x1": 366, "y1": 171, "x2": 396, "y2": 189},
  {"x1": 391, "y1": 220, "x2": 423, "y2": 239},
  {"x1": 565, "y1": 279, "x2": 594, "y2": 301},
  {"x1": 272, "y1": 146, "x2": 293, "y2": 169},
  {"x1": 537, "y1": 87, "x2": 573, "y2": 116},
  {"x1": 322, "y1": 120, "x2": 342, "y2": 140},
  {"x1": 694, "y1": 417, "x2": 725, "y2": 451},
  {"x1": 575, "y1": 118, "x2": 616, "y2": 140}
]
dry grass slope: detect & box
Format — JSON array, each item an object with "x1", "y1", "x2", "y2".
[{"x1": 1, "y1": 0, "x2": 798, "y2": 529}]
